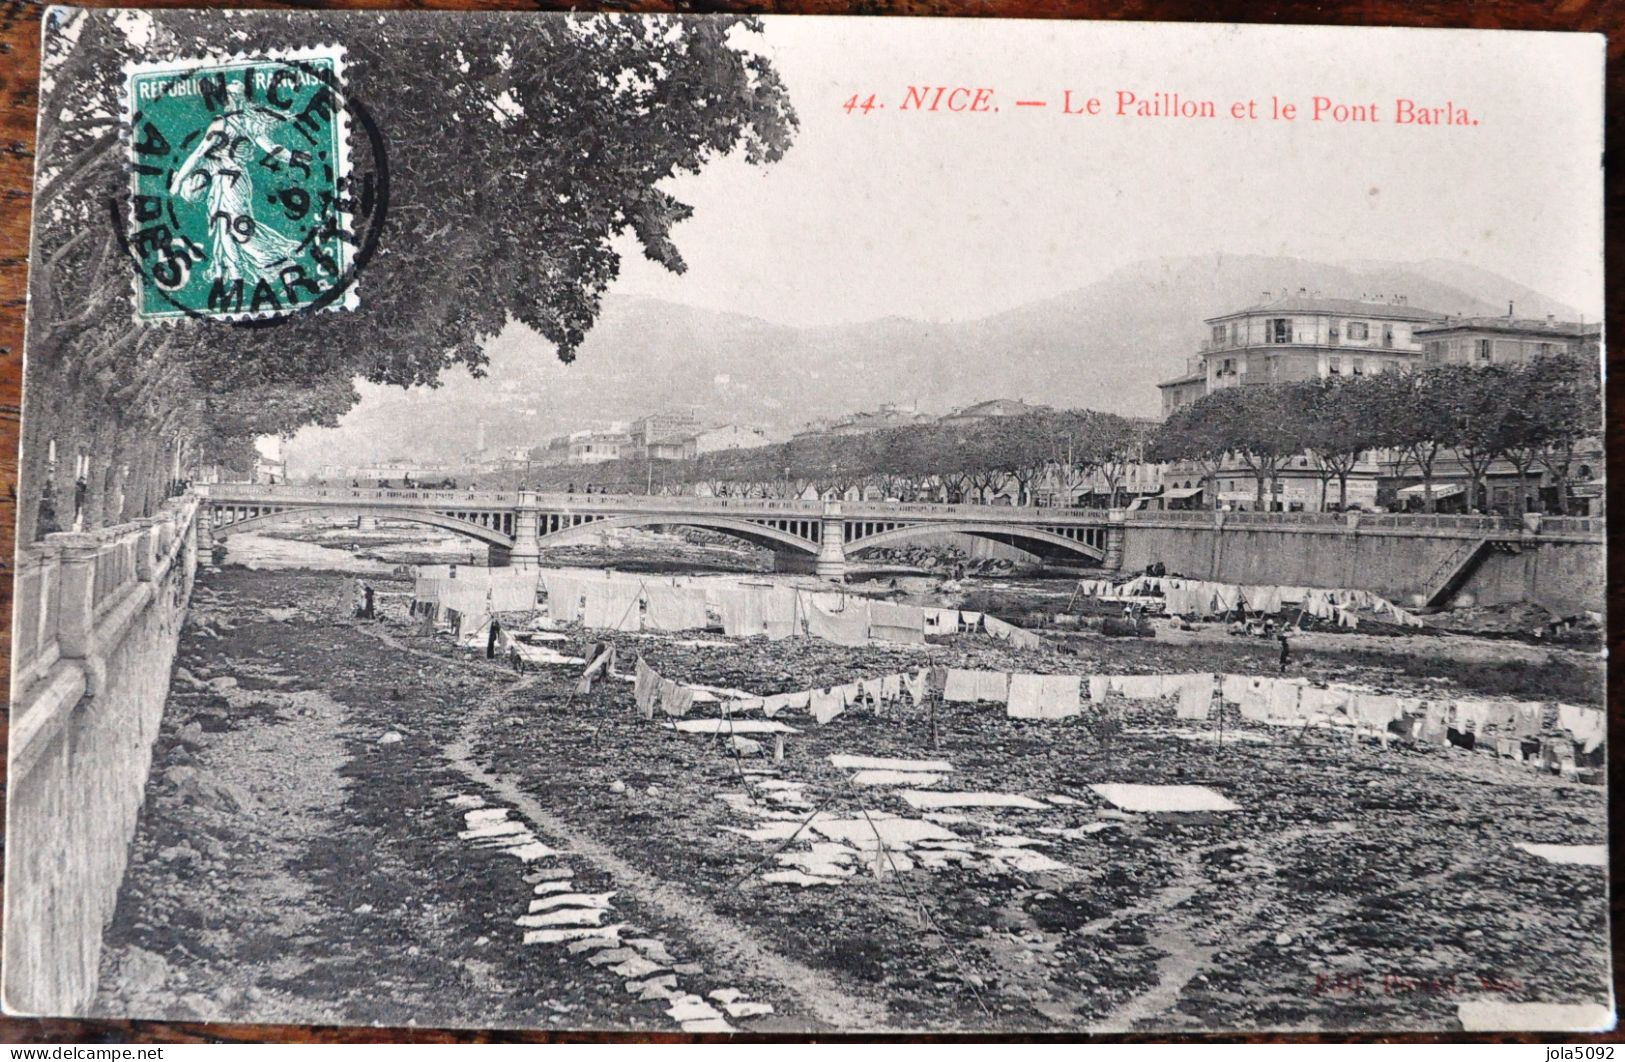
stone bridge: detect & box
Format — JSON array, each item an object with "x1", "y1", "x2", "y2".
[{"x1": 198, "y1": 484, "x2": 1122, "y2": 579}]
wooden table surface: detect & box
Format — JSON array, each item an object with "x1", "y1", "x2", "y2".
[{"x1": 0, "y1": 0, "x2": 1619, "y2": 1044}]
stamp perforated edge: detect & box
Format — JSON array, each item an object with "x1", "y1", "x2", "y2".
[{"x1": 120, "y1": 44, "x2": 356, "y2": 324}]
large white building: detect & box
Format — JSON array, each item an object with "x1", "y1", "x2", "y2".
[{"x1": 1157, "y1": 291, "x2": 1447, "y2": 417}]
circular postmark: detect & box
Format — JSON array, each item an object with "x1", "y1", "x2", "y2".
[{"x1": 117, "y1": 47, "x2": 388, "y2": 326}]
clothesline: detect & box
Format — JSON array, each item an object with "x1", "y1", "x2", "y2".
[
  {"x1": 538, "y1": 568, "x2": 1041, "y2": 649},
  {"x1": 623, "y1": 647, "x2": 1603, "y2": 772},
  {"x1": 629, "y1": 654, "x2": 931, "y2": 726},
  {"x1": 1076, "y1": 576, "x2": 1426, "y2": 629}
]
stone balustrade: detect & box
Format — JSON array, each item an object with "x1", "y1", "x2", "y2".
[{"x1": 4, "y1": 496, "x2": 201, "y2": 1016}]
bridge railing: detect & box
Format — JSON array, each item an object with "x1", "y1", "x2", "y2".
[
  {"x1": 202, "y1": 484, "x2": 519, "y2": 506},
  {"x1": 1354, "y1": 512, "x2": 1524, "y2": 533},
  {"x1": 1123, "y1": 508, "x2": 1212, "y2": 524},
  {"x1": 535, "y1": 493, "x2": 827, "y2": 515},
  {"x1": 1531, "y1": 515, "x2": 1606, "y2": 536}
]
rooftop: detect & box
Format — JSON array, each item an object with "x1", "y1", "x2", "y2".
[
  {"x1": 1156, "y1": 370, "x2": 1206, "y2": 389},
  {"x1": 943, "y1": 398, "x2": 1050, "y2": 419},
  {"x1": 1413, "y1": 316, "x2": 1599, "y2": 338},
  {"x1": 1206, "y1": 291, "x2": 1448, "y2": 324}
]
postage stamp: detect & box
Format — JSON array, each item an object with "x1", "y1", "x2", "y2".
[{"x1": 123, "y1": 46, "x2": 362, "y2": 323}]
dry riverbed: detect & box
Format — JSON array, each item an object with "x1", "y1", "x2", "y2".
[{"x1": 93, "y1": 564, "x2": 1609, "y2": 1033}]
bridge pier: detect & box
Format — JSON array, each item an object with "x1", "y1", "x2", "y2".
[
  {"x1": 356, "y1": 515, "x2": 378, "y2": 531},
  {"x1": 487, "y1": 544, "x2": 512, "y2": 568},
  {"x1": 508, "y1": 491, "x2": 541, "y2": 569},
  {"x1": 816, "y1": 504, "x2": 847, "y2": 582},
  {"x1": 1103, "y1": 509, "x2": 1126, "y2": 572}
]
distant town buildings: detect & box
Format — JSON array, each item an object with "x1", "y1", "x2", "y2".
[
  {"x1": 316, "y1": 460, "x2": 450, "y2": 484},
  {"x1": 938, "y1": 398, "x2": 1051, "y2": 427},
  {"x1": 566, "y1": 428, "x2": 632, "y2": 465},
  {"x1": 795, "y1": 401, "x2": 932, "y2": 439},
  {"x1": 629, "y1": 412, "x2": 701, "y2": 460},
  {"x1": 693, "y1": 423, "x2": 767, "y2": 454}
]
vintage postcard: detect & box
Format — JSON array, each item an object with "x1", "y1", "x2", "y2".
[{"x1": 6, "y1": 9, "x2": 1609, "y2": 1035}]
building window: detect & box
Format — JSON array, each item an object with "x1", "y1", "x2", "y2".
[
  {"x1": 1230, "y1": 323, "x2": 1240, "y2": 344},
  {"x1": 1476, "y1": 339, "x2": 1492, "y2": 362},
  {"x1": 1386, "y1": 359, "x2": 1400, "y2": 373},
  {"x1": 1211, "y1": 324, "x2": 1226, "y2": 344},
  {"x1": 1352, "y1": 358, "x2": 1364, "y2": 375},
  {"x1": 1268, "y1": 318, "x2": 1292, "y2": 343},
  {"x1": 1381, "y1": 324, "x2": 1394, "y2": 348},
  {"x1": 1328, "y1": 356, "x2": 1341, "y2": 375},
  {"x1": 1538, "y1": 342, "x2": 1554, "y2": 357},
  {"x1": 1347, "y1": 321, "x2": 1370, "y2": 341},
  {"x1": 1329, "y1": 324, "x2": 1340, "y2": 345}
]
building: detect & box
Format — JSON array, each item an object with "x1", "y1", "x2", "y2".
[
  {"x1": 816, "y1": 402, "x2": 934, "y2": 438},
  {"x1": 566, "y1": 429, "x2": 631, "y2": 465},
  {"x1": 1156, "y1": 362, "x2": 1207, "y2": 417},
  {"x1": 692, "y1": 423, "x2": 767, "y2": 455},
  {"x1": 630, "y1": 412, "x2": 701, "y2": 460},
  {"x1": 1157, "y1": 291, "x2": 1448, "y2": 417},
  {"x1": 938, "y1": 398, "x2": 1050, "y2": 427},
  {"x1": 1415, "y1": 312, "x2": 1601, "y2": 368}
]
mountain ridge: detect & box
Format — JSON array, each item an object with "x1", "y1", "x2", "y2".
[{"x1": 284, "y1": 253, "x2": 1583, "y2": 469}]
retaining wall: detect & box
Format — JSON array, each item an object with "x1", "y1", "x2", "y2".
[
  {"x1": 1119, "y1": 512, "x2": 1603, "y2": 614},
  {"x1": 3, "y1": 498, "x2": 200, "y2": 1015}
]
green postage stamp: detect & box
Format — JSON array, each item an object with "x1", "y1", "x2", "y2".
[{"x1": 124, "y1": 46, "x2": 361, "y2": 322}]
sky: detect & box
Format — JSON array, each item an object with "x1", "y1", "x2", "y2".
[{"x1": 607, "y1": 18, "x2": 1606, "y2": 328}]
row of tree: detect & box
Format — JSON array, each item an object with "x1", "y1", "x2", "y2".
[
  {"x1": 1147, "y1": 355, "x2": 1602, "y2": 513},
  {"x1": 521, "y1": 409, "x2": 1153, "y2": 505},
  {"x1": 22, "y1": 9, "x2": 796, "y2": 541}
]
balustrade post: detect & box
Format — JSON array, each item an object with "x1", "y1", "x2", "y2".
[
  {"x1": 132, "y1": 519, "x2": 159, "y2": 582},
  {"x1": 48, "y1": 533, "x2": 101, "y2": 662}
]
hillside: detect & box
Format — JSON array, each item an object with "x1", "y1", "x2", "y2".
[{"x1": 283, "y1": 253, "x2": 1581, "y2": 468}]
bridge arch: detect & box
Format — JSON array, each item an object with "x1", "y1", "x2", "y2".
[
  {"x1": 537, "y1": 513, "x2": 818, "y2": 556},
  {"x1": 209, "y1": 505, "x2": 515, "y2": 549},
  {"x1": 847, "y1": 521, "x2": 1106, "y2": 564}
]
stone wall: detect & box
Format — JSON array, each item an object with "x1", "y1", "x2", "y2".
[
  {"x1": 1119, "y1": 512, "x2": 1604, "y2": 613},
  {"x1": 4, "y1": 498, "x2": 199, "y2": 1016}
]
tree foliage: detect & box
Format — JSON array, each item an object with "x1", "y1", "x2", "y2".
[
  {"x1": 22, "y1": 8, "x2": 798, "y2": 539},
  {"x1": 1148, "y1": 356, "x2": 1600, "y2": 514},
  {"x1": 513, "y1": 409, "x2": 1147, "y2": 505}
]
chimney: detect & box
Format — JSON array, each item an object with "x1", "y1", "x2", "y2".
[
  {"x1": 1547, "y1": 314, "x2": 1555, "y2": 326},
  {"x1": 1507, "y1": 300, "x2": 1515, "y2": 318}
]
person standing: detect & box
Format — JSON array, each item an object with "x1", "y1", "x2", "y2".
[
  {"x1": 362, "y1": 583, "x2": 376, "y2": 620},
  {"x1": 1277, "y1": 628, "x2": 1292, "y2": 673}
]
